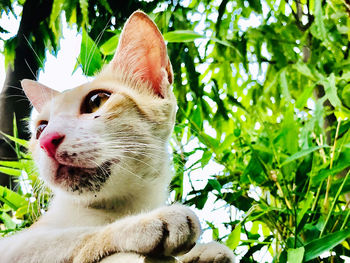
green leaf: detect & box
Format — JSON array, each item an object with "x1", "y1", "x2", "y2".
[
  {"x1": 78, "y1": 30, "x2": 102, "y2": 76},
  {"x1": 79, "y1": 0, "x2": 89, "y2": 26},
  {"x1": 313, "y1": 155, "x2": 350, "y2": 185},
  {"x1": 234, "y1": 129, "x2": 241, "y2": 137},
  {"x1": 191, "y1": 107, "x2": 202, "y2": 130},
  {"x1": 297, "y1": 192, "x2": 314, "y2": 225},
  {"x1": 296, "y1": 86, "x2": 314, "y2": 109},
  {"x1": 0, "y1": 186, "x2": 28, "y2": 210},
  {"x1": 0, "y1": 131, "x2": 28, "y2": 148},
  {"x1": 0, "y1": 212, "x2": 16, "y2": 229},
  {"x1": 207, "y1": 221, "x2": 219, "y2": 240},
  {"x1": 314, "y1": 0, "x2": 327, "y2": 41},
  {"x1": 185, "y1": 193, "x2": 208, "y2": 209},
  {"x1": 341, "y1": 84, "x2": 350, "y2": 107},
  {"x1": 201, "y1": 151, "x2": 212, "y2": 168},
  {"x1": 4, "y1": 37, "x2": 16, "y2": 70},
  {"x1": 100, "y1": 34, "x2": 119, "y2": 56},
  {"x1": 0, "y1": 25, "x2": 9, "y2": 34},
  {"x1": 208, "y1": 179, "x2": 222, "y2": 193},
  {"x1": 49, "y1": 0, "x2": 64, "y2": 33},
  {"x1": 226, "y1": 223, "x2": 241, "y2": 250},
  {"x1": 247, "y1": 0, "x2": 262, "y2": 13},
  {"x1": 163, "y1": 30, "x2": 204, "y2": 43},
  {"x1": 281, "y1": 146, "x2": 329, "y2": 166},
  {"x1": 293, "y1": 63, "x2": 316, "y2": 81},
  {"x1": 279, "y1": 69, "x2": 291, "y2": 102},
  {"x1": 200, "y1": 133, "x2": 219, "y2": 149},
  {"x1": 287, "y1": 247, "x2": 304, "y2": 263},
  {"x1": 0, "y1": 167, "x2": 22, "y2": 177},
  {"x1": 0, "y1": 161, "x2": 23, "y2": 169},
  {"x1": 98, "y1": 0, "x2": 113, "y2": 14},
  {"x1": 320, "y1": 73, "x2": 342, "y2": 109},
  {"x1": 304, "y1": 229, "x2": 350, "y2": 261}
]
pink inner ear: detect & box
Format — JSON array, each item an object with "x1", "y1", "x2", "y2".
[
  {"x1": 21, "y1": 79, "x2": 60, "y2": 112},
  {"x1": 111, "y1": 11, "x2": 172, "y2": 97}
]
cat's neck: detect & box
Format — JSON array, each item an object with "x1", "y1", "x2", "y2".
[{"x1": 39, "y1": 183, "x2": 167, "y2": 228}]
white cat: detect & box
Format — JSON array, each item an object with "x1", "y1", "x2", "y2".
[{"x1": 0, "y1": 11, "x2": 235, "y2": 263}]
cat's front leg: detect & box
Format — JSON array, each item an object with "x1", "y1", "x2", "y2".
[
  {"x1": 73, "y1": 205, "x2": 201, "y2": 263},
  {"x1": 178, "y1": 242, "x2": 235, "y2": 263}
]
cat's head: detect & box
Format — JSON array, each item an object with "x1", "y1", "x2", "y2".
[{"x1": 22, "y1": 11, "x2": 176, "y2": 202}]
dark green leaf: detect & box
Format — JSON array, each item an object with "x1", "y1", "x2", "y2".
[{"x1": 304, "y1": 229, "x2": 350, "y2": 261}]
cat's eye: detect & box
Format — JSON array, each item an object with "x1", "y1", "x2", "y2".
[
  {"x1": 82, "y1": 90, "x2": 111, "y2": 114},
  {"x1": 36, "y1": 121, "x2": 48, "y2": 139}
]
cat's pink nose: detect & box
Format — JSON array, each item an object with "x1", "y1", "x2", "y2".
[{"x1": 39, "y1": 132, "x2": 65, "y2": 158}]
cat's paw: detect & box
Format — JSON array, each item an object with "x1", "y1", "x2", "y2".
[
  {"x1": 178, "y1": 242, "x2": 235, "y2": 263},
  {"x1": 123, "y1": 205, "x2": 201, "y2": 257},
  {"x1": 155, "y1": 205, "x2": 201, "y2": 256}
]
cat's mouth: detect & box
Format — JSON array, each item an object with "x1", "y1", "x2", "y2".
[{"x1": 54, "y1": 161, "x2": 115, "y2": 193}]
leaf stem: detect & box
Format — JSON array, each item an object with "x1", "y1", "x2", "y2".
[
  {"x1": 324, "y1": 119, "x2": 341, "y2": 208},
  {"x1": 320, "y1": 169, "x2": 350, "y2": 237}
]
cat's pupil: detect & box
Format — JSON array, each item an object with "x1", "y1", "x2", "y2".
[
  {"x1": 82, "y1": 91, "x2": 111, "y2": 114},
  {"x1": 36, "y1": 121, "x2": 48, "y2": 139},
  {"x1": 90, "y1": 94, "x2": 101, "y2": 108}
]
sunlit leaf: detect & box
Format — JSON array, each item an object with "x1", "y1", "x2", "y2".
[
  {"x1": 287, "y1": 247, "x2": 304, "y2": 263},
  {"x1": 314, "y1": 0, "x2": 327, "y2": 41},
  {"x1": 164, "y1": 30, "x2": 203, "y2": 42},
  {"x1": 0, "y1": 167, "x2": 21, "y2": 177},
  {"x1": 100, "y1": 34, "x2": 119, "y2": 56},
  {"x1": 226, "y1": 224, "x2": 241, "y2": 250},
  {"x1": 0, "y1": 212, "x2": 16, "y2": 229},
  {"x1": 0, "y1": 186, "x2": 28, "y2": 210},
  {"x1": 79, "y1": 0, "x2": 88, "y2": 26}
]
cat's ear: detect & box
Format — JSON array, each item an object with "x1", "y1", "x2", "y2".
[
  {"x1": 21, "y1": 79, "x2": 60, "y2": 112},
  {"x1": 110, "y1": 11, "x2": 173, "y2": 97}
]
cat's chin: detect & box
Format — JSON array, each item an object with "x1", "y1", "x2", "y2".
[{"x1": 53, "y1": 161, "x2": 116, "y2": 194}]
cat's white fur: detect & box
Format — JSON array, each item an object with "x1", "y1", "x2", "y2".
[{"x1": 0, "y1": 11, "x2": 235, "y2": 263}]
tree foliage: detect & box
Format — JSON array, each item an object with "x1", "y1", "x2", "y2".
[{"x1": 1, "y1": 0, "x2": 350, "y2": 262}]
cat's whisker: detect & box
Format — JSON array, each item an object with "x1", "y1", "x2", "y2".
[
  {"x1": 119, "y1": 150, "x2": 164, "y2": 160},
  {"x1": 100, "y1": 141, "x2": 166, "y2": 153},
  {"x1": 105, "y1": 133, "x2": 168, "y2": 143},
  {"x1": 104, "y1": 143, "x2": 163, "y2": 151},
  {"x1": 100, "y1": 141, "x2": 164, "y2": 149},
  {"x1": 112, "y1": 154, "x2": 161, "y2": 176},
  {"x1": 23, "y1": 35, "x2": 44, "y2": 70},
  {"x1": 99, "y1": 142, "x2": 165, "y2": 153},
  {"x1": 3, "y1": 85, "x2": 26, "y2": 92},
  {"x1": 86, "y1": 18, "x2": 111, "y2": 75},
  {"x1": 0, "y1": 94, "x2": 28, "y2": 100},
  {"x1": 24, "y1": 59, "x2": 38, "y2": 80},
  {"x1": 113, "y1": 162, "x2": 145, "y2": 181}
]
